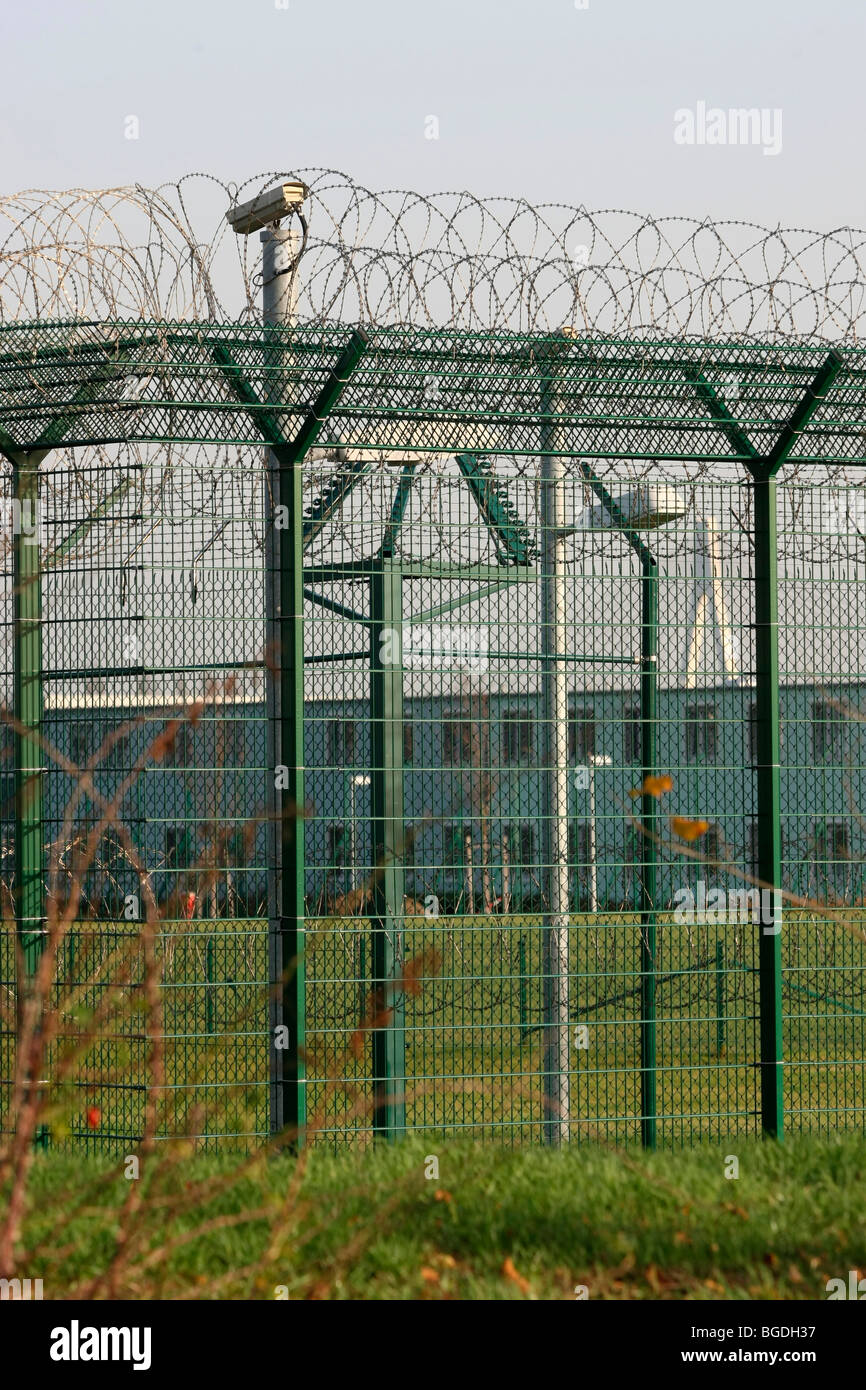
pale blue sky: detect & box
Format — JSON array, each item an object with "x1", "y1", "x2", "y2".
[{"x1": 0, "y1": 0, "x2": 861, "y2": 226}]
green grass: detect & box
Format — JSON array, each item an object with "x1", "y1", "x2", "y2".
[{"x1": 14, "y1": 1132, "x2": 866, "y2": 1299}]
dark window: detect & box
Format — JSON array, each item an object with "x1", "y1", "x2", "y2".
[
  {"x1": 443, "y1": 715, "x2": 473, "y2": 765},
  {"x1": 442, "y1": 822, "x2": 466, "y2": 863},
  {"x1": 172, "y1": 721, "x2": 195, "y2": 769},
  {"x1": 685, "y1": 703, "x2": 717, "y2": 762},
  {"x1": 509, "y1": 823, "x2": 535, "y2": 866},
  {"x1": 703, "y1": 823, "x2": 724, "y2": 863},
  {"x1": 69, "y1": 722, "x2": 89, "y2": 767},
  {"x1": 327, "y1": 718, "x2": 356, "y2": 766},
  {"x1": 108, "y1": 727, "x2": 133, "y2": 770},
  {"x1": 222, "y1": 720, "x2": 245, "y2": 768},
  {"x1": 569, "y1": 705, "x2": 596, "y2": 761},
  {"x1": 403, "y1": 722, "x2": 414, "y2": 764},
  {"x1": 568, "y1": 821, "x2": 591, "y2": 865},
  {"x1": 502, "y1": 709, "x2": 534, "y2": 763},
  {"x1": 165, "y1": 827, "x2": 180, "y2": 870},
  {"x1": 623, "y1": 705, "x2": 641, "y2": 764},
  {"x1": 816, "y1": 820, "x2": 849, "y2": 861},
  {"x1": 813, "y1": 700, "x2": 845, "y2": 762},
  {"x1": 327, "y1": 823, "x2": 346, "y2": 868}
]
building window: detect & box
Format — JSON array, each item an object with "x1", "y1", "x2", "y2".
[
  {"x1": 623, "y1": 705, "x2": 641, "y2": 764},
  {"x1": 327, "y1": 823, "x2": 346, "y2": 868},
  {"x1": 813, "y1": 699, "x2": 845, "y2": 762},
  {"x1": 816, "y1": 820, "x2": 849, "y2": 861},
  {"x1": 403, "y1": 722, "x2": 414, "y2": 764},
  {"x1": 108, "y1": 727, "x2": 133, "y2": 769},
  {"x1": 568, "y1": 821, "x2": 591, "y2": 865},
  {"x1": 508, "y1": 823, "x2": 535, "y2": 866},
  {"x1": 327, "y1": 718, "x2": 356, "y2": 766},
  {"x1": 222, "y1": 720, "x2": 245, "y2": 768},
  {"x1": 172, "y1": 721, "x2": 195, "y2": 769},
  {"x1": 502, "y1": 708, "x2": 534, "y2": 763},
  {"x1": 69, "y1": 722, "x2": 90, "y2": 767},
  {"x1": 569, "y1": 705, "x2": 596, "y2": 762},
  {"x1": 685, "y1": 702, "x2": 717, "y2": 762},
  {"x1": 443, "y1": 714, "x2": 473, "y2": 765},
  {"x1": 749, "y1": 818, "x2": 760, "y2": 877},
  {"x1": 703, "y1": 822, "x2": 724, "y2": 863},
  {"x1": 442, "y1": 822, "x2": 467, "y2": 864}
]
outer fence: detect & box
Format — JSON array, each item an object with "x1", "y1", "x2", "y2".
[{"x1": 0, "y1": 322, "x2": 864, "y2": 1151}]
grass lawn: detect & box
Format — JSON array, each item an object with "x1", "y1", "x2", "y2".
[{"x1": 13, "y1": 1131, "x2": 866, "y2": 1300}]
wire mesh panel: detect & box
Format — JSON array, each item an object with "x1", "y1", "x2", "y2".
[
  {"x1": 0, "y1": 316, "x2": 865, "y2": 1155},
  {"x1": 300, "y1": 468, "x2": 769, "y2": 1147},
  {"x1": 779, "y1": 480, "x2": 866, "y2": 1135},
  {"x1": 1, "y1": 450, "x2": 272, "y2": 1152}
]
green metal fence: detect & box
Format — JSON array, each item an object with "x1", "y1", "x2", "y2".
[{"x1": 1, "y1": 321, "x2": 865, "y2": 1152}]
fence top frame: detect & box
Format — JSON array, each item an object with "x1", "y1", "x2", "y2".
[{"x1": 0, "y1": 319, "x2": 864, "y2": 471}]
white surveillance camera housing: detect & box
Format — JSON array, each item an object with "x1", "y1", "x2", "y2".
[{"x1": 225, "y1": 182, "x2": 308, "y2": 236}]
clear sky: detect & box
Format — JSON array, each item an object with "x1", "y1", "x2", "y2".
[{"x1": 0, "y1": 0, "x2": 862, "y2": 228}]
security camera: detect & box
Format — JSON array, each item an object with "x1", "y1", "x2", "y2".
[{"x1": 225, "y1": 181, "x2": 308, "y2": 236}]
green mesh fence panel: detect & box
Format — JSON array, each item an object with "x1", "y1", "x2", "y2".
[{"x1": 0, "y1": 321, "x2": 864, "y2": 1152}]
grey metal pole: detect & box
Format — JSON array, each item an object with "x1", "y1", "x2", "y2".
[
  {"x1": 540, "y1": 425, "x2": 571, "y2": 1146},
  {"x1": 262, "y1": 223, "x2": 303, "y2": 1143}
]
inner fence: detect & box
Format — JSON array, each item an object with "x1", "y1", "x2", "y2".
[{"x1": 0, "y1": 323, "x2": 865, "y2": 1153}]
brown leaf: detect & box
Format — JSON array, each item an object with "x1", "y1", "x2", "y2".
[{"x1": 502, "y1": 1256, "x2": 531, "y2": 1295}]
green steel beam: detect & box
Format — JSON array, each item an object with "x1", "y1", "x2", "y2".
[
  {"x1": 682, "y1": 365, "x2": 760, "y2": 464},
  {"x1": 302, "y1": 562, "x2": 536, "y2": 582},
  {"x1": 302, "y1": 587, "x2": 371, "y2": 626},
  {"x1": 762, "y1": 349, "x2": 843, "y2": 477},
  {"x1": 577, "y1": 461, "x2": 656, "y2": 569},
  {"x1": 639, "y1": 556, "x2": 658, "y2": 1151},
  {"x1": 685, "y1": 350, "x2": 843, "y2": 1141},
  {"x1": 753, "y1": 474, "x2": 783, "y2": 1138},
  {"x1": 455, "y1": 453, "x2": 536, "y2": 565},
  {"x1": 303, "y1": 455, "x2": 373, "y2": 545},
  {"x1": 369, "y1": 557, "x2": 406, "y2": 1140},
  {"x1": 270, "y1": 328, "x2": 369, "y2": 1147},
  {"x1": 411, "y1": 575, "x2": 526, "y2": 625},
  {"x1": 379, "y1": 464, "x2": 416, "y2": 559},
  {"x1": 42, "y1": 477, "x2": 137, "y2": 570},
  {"x1": 11, "y1": 454, "x2": 48, "y2": 1148}
]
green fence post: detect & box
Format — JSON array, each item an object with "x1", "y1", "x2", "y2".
[
  {"x1": 640, "y1": 555, "x2": 658, "y2": 1150},
  {"x1": 12, "y1": 454, "x2": 48, "y2": 1148},
  {"x1": 752, "y1": 472, "x2": 784, "y2": 1139},
  {"x1": 715, "y1": 938, "x2": 725, "y2": 1058},
  {"x1": 369, "y1": 557, "x2": 406, "y2": 1139}
]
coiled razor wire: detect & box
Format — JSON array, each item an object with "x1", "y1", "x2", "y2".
[
  {"x1": 2, "y1": 169, "x2": 866, "y2": 339},
  {"x1": 3, "y1": 170, "x2": 866, "y2": 560}
]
